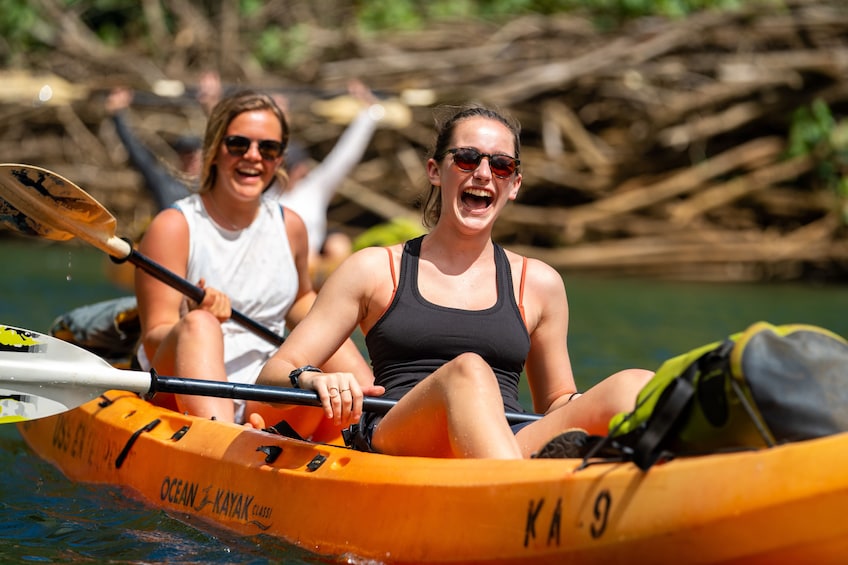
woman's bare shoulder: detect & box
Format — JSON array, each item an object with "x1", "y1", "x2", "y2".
[
  {"x1": 319, "y1": 244, "x2": 401, "y2": 324},
  {"x1": 143, "y1": 208, "x2": 188, "y2": 244},
  {"x1": 338, "y1": 244, "x2": 401, "y2": 275},
  {"x1": 281, "y1": 206, "x2": 306, "y2": 231},
  {"x1": 504, "y1": 249, "x2": 564, "y2": 294}
]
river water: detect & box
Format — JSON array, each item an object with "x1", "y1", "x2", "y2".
[{"x1": 1, "y1": 236, "x2": 846, "y2": 563}]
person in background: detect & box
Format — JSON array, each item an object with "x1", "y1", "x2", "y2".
[
  {"x1": 257, "y1": 104, "x2": 653, "y2": 459},
  {"x1": 195, "y1": 70, "x2": 224, "y2": 116},
  {"x1": 103, "y1": 87, "x2": 200, "y2": 290},
  {"x1": 104, "y1": 87, "x2": 198, "y2": 211},
  {"x1": 134, "y1": 89, "x2": 373, "y2": 427},
  {"x1": 266, "y1": 79, "x2": 391, "y2": 283}
]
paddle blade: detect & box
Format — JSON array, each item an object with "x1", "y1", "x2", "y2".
[
  {"x1": 0, "y1": 390, "x2": 73, "y2": 423},
  {"x1": 0, "y1": 192, "x2": 74, "y2": 241},
  {"x1": 0, "y1": 324, "x2": 151, "y2": 422},
  {"x1": 0, "y1": 164, "x2": 125, "y2": 256}
]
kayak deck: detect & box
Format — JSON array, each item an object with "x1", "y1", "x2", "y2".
[{"x1": 18, "y1": 390, "x2": 848, "y2": 564}]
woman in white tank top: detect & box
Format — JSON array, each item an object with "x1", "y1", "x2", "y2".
[{"x1": 134, "y1": 90, "x2": 371, "y2": 426}]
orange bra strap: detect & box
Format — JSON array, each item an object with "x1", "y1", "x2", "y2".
[{"x1": 518, "y1": 255, "x2": 528, "y2": 325}]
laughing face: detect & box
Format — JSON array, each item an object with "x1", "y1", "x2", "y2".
[
  {"x1": 427, "y1": 116, "x2": 522, "y2": 233},
  {"x1": 214, "y1": 109, "x2": 285, "y2": 201}
]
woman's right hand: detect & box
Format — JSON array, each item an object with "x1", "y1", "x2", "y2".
[{"x1": 301, "y1": 370, "x2": 384, "y2": 426}]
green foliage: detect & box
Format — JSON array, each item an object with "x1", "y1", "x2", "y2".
[
  {"x1": 74, "y1": 0, "x2": 151, "y2": 46},
  {"x1": 357, "y1": 0, "x2": 424, "y2": 31},
  {"x1": 354, "y1": 0, "x2": 751, "y2": 31},
  {"x1": 253, "y1": 25, "x2": 312, "y2": 70},
  {"x1": 0, "y1": 0, "x2": 46, "y2": 62},
  {"x1": 787, "y1": 99, "x2": 848, "y2": 222},
  {"x1": 0, "y1": 0, "x2": 759, "y2": 64},
  {"x1": 788, "y1": 99, "x2": 835, "y2": 158},
  {"x1": 240, "y1": 0, "x2": 266, "y2": 17}
]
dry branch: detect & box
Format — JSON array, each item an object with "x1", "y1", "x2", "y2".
[{"x1": 1, "y1": 0, "x2": 846, "y2": 281}]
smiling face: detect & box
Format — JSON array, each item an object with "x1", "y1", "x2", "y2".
[
  {"x1": 199, "y1": 90, "x2": 289, "y2": 196},
  {"x1": 427, "y1": 115, "x2": 522, "y2": 234},
  {"x1": 212, "y1": 109, "x2": 285, "y2": 201}
]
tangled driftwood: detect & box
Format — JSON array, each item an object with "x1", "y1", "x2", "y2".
[{"x1": 1, "y1": 0, "x2": 847, "y2": 281}]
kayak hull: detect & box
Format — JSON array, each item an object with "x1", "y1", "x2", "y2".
[{"x1": 18, "y1": 391, "x2": 848, "y2": 563}]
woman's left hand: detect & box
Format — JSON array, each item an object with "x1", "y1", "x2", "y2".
[{"x1": 191, "y1": 278, "x2": 232, "y2": 322}]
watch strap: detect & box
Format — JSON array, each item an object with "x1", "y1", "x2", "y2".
[{"x1": 288, "y1": 365, "x2": 322, "y2": 388}]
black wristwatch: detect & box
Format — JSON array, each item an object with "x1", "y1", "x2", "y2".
[{"x1": 288, "y1": 365, "x2": 322, "y2": 388}]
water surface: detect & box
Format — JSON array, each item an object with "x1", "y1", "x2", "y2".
[{"x1": 1, "y1": 237, "x2": 846, "y2": 563}]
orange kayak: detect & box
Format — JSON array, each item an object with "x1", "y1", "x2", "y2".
[{"x1": 17, "y1": 391, "x2": 848, "y2": 564}]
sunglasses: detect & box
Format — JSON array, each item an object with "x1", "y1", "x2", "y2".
[
  {"x1": 439, "y1": 147, "x2": 520, "y2": 179},
  {"x1": 223, "y1": 135, "x2": 284, "y2": 161}
]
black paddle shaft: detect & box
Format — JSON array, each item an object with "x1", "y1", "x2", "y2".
[
  {"x1": 113, "y1": 247, "x2": 285, "y2": 346},
  {"x1": 150, "y1": 374, "x2": 542, "y2": 424}
]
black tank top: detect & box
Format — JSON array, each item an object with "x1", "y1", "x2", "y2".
[{"x1": 365, "y1": 236, "x2": 531, "y2": 414}]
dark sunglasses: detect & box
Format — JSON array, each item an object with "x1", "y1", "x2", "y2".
[
  {"x1": 439, "y1": 147, "x2": 520, "y2": 178},
  {"x1": 223, "y1": 135, "x2": 284, "y2": 160}
]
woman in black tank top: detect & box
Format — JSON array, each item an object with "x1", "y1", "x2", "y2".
[{"x1": 257, "y1": 105, "x2": 653, "y2": 459}]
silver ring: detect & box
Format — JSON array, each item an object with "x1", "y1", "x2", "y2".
[{"x1": 340, "y1": 389, "x2": 351, "y2": 393}]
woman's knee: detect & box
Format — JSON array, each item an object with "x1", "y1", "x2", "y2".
[
  {"x1": 609, "y1": 368, "x2": 653, "y2": 395},
  {"x1": 445, "y1": 353, "x2": 498, "y2": 389},
  {"x1": 593, "y1": 368, "x2": 653, "y2": 413},
  {"x1": 177, "y1": 309, "x2": 223, "y2": 338}
]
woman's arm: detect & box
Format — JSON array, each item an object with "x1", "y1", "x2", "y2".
[
  {"x1": 520, "y1": 258, "x2": 579, "y2": 415},
  {"x1": 294, "y1": 107, "x2": 380, "y2": 209},
  {"x1": 134, "y1": 208, "x2": 191, "y2": 357},
  {"x1": 259, "y1": 246, "x2": 388, "y2": 425},
  {"x1": 280, "y1": 208, "x2": 374, "y2": 386},
  {"x1": 262, "y1": 250, "x2": 379, "y2": 386},
  {"x1": 114, "y1": 115, "x2": 189, "y2": 206}
]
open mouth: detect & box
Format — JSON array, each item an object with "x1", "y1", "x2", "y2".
[
  {"x1": 461, "y1": 188, "x2": 493, "y2": 210},
  {"x1": 236, "y1": 167, "x2": 262, "y2": 179}
]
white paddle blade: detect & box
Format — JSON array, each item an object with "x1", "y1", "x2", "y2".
[
  {"x1": 0, "y1": 388, "x2": 82, "y2": 423},
  {"x1": 0, "y1": 325, "x2": 152, "y2": 422}
]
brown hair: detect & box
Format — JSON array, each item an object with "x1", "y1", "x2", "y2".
[
  {"x1": 422, "y1": 105, "x2": 521, "y2": 229},
  {"x1": 199, "y1": 90, "x2": 289, "y2": 194}
]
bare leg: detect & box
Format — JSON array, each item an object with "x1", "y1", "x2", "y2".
[
  {"x1": 151, "y1": 310, "x2": 236, "y2": 422},
  {"x1": 516, "y1": 368, "x2": 653, "y2": 457},
  {"x1": 372, "y1": 353, "x2": 522, "y2": 459},
  {"x1": 245, "y1": 412, "x2": 266, "y2": 429}
]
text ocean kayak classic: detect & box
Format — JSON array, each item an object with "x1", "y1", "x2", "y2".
[{"x1": 17, "y1": 390, "x2": 848, "y2": 564}]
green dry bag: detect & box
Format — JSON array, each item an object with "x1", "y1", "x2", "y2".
[{"x1": 609, "y1": 321, "x2": 848, "y2": 470}]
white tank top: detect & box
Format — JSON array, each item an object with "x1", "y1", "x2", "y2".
[{"x1": 138, "y1": 193, "x2": 299, "y2": 422}]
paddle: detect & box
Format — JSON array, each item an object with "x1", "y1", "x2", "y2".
[
  {"x1": 0, "y1": 163, "x2": 284, "y2": 346},
  {"x1": 0, "y1": 324, "x2": 542, "y2": 425}
]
